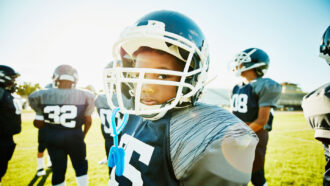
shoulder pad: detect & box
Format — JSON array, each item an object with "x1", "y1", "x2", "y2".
[
  {"x1": 253, "y1": 78, "x2": 282, "y2": 107},
  {"x1": 302, "y1": 83, "x2": 330, "y2": 117},
  {"x1": 170, "y1": 103, "x2": 257, "y2": 180},
  {"x1": 95, "y1": 94, "x2": 110, "y2": 109}
]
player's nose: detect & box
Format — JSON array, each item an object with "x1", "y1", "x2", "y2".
[{"x1": 141, "y1": 85, "x2": 155, "y2": 94}]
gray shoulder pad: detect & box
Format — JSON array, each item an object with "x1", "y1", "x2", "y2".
[
  {"x1": 302, "y1": 82, "x2": 330, "y2": 117},
  {"x1": 28, "y1": 90, "x2": 46, "y2": 114},
  {"x1": 170, "y1": 103, "x2": 258, "y2": 184},
  {"x1": 95, "y1": 94, "x2": 110, "y2": 109},
  {"x1": 253, "y1": 78, "x2": 282, "y2": 107}
]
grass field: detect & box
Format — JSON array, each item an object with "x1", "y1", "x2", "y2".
[{"x1": 1, "y1": 111, "x2": 325, "y2": 186}]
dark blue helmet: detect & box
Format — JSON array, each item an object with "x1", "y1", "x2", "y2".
[
  {"x1": 319, "y1": 25, "x2": 330, "y2": 65},
  {"x1": 231, "y1": 48, "x2": 270, "y2": 77},
  {"x1": 0, "y1": 65, "x2": 20, "y2": 93},
  {"x1": 106, "y1": 10, "x2": 209, "y2": 119}
]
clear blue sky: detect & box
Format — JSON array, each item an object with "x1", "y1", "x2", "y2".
[{"x1": 0, "y1": 0, "x2": 329, "y2": 92}]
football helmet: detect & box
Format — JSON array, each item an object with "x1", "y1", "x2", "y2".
[
  {"x1": 104, "y1": 10, "x2": 209, "y2": 120},
  {"x1": 319, "y1": 25, "x2": 330, "y2": 65},
  {"x1": 230, "y1": 48, "x2": 269, "y2": 77},
  {"x1": 52, "y1": 64, "x2": 78, "y2": 88},
  {"x1": 0, "y1": 65, "x2": 20, "y2": 93}
]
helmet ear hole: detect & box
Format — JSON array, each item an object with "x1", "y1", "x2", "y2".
[{"x1": 255, "y1": 68, "x2": 264, "y2": 77}]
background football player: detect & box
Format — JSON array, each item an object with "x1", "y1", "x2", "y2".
[
  {"x1": 95, "y1": 61, "x2": 133, "y2": 176},
  {"x1": 104, "y1": 10, "x2": 258, "y2": 185},
  {"x1": 0, "y1": 65, "x2": 21, "y2": 186},
  {"x1": 301, "y1": 25, "x2": 330, "y2": 186},
  {"x1": 35, "y1": 83, "x2": 52, "y2": 177},
  {"x1": 230, "y1": 48, "x2": 282, "y2": 186},
  {"x1": 28, "y1": 65, "x2": 95, "y2": 186},
  {"x1": 95, "y1": 93, "x2": 112, "y2": 166}
]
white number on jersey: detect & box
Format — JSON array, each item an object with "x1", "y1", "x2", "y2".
[
  {"x1": 231, "y1": 94, "x2": 248, "y2": 113},
  {"x1": 100, "y1": 108, "x2": 112, "y2": 135},
  {"x1": 44, "y1": 105, "x2": 77, "y2": 128},
  {"x1": 12, "y1": 97, "x2": 22, "y2": 115},
  {"x1": 109, "y1": 134, "x2": 155, "y2": 186}
]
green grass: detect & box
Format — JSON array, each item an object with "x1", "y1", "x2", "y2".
[{"x1": 2, "y1": 111, "x2": 326, "y2": 186}]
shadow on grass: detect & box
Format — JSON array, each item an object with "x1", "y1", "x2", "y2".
[{"x1": 28, "y1": 168, "x2": 52, "y2": 186}]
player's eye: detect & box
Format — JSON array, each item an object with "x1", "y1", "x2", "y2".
[{"x1": 158, "y1": 74, "x2": 167, "y2": 80}]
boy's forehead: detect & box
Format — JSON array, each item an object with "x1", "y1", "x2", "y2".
[{"x1": 135, "y1": 51, "x2": 184, "y2": 71}]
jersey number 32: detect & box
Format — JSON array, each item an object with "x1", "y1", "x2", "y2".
[{"x1": 44, "y1": 105, "x2": 77, "y2": 128}]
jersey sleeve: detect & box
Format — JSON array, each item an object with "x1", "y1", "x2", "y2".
[
  {"x1": 170, "y1": 103, "x2": 258, "y2": 185},
  {"x1": 28, "y1": 90, "x2": 44, "y2": 120},
  {"x1": 254, "y1": 78, "x2": 282, "y2": 107},
  {"x1": 95, "y1": 94, "x2": 110, "y2": 110},
  {"x1": 83, "y1": 91, "x2": 95, "y2": 116}
]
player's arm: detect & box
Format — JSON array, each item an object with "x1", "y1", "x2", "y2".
[
  {"x1": 83, "y1": 91, "x2": 95, "y2": 138},
  {"x1": 33, "y1": 119, "x2": 45, "y2": 129},
  {"x1": 33, "y1": 114, "x2": 45, "y2": 129},
  {"x1": 249, "y1": 78, "x2": 282, "y2": 132},
  {"x1": 28, "y1": 91, "x2": 46, "y2": 129},
  {"x1": 247, "y1": 106, "x2": 271, "y2": 132},
  {"x1": 83, "y1": 115, "x2": 92, "y2": 138}
]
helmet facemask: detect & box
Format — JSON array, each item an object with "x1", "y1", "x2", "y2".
[{"x1": 104, "y1": 20, "x2": 209, "y2": 120}]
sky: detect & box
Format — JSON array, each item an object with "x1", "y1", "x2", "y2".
[{"x1": 0, "y1": 0, "x2": 329, "y2": 93}]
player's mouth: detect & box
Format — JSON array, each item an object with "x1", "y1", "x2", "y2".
[{"x1": 140, "y1": 98, "x2": 158, "y2": 105}]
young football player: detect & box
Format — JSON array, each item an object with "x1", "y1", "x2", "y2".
[
  {"x1": 28, "y1": 65, "x2": 95, "y2": 186},
  {"x1": 103, "y1": 10, "x2": 259, "y2": 185},
  {"x1": 36, "y1": 83, "x2": 53, "y2": 177},
  {"x1": 0, "y1": 65, "x2": 21, "y2": 185},
  {"x1": 229, "y1": 48, "x2": 282, "y2": 186},
  {"x1": 301, "y1": 25, "x2": 330, "y2": 186}
]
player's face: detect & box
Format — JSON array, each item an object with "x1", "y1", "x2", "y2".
[{"x1": 135, "y1": 50, "x2": 184, "y2": 105}]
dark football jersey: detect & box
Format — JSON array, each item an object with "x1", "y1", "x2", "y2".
[
  {"x1": 95, "y1": 94, "x2": 112, "y2": 139},
  {"x1": 28, "y1": 88, "x2": 95, "y2": 129},
  {"x1": 231, "y1": 78, "x2": 282, "y2": 131},
  {"x1": 302, "y1": 82, "x2": 330, "y2": 142},
  {"x1": 109, "y1": 103, "x2": 258, "y2": 185},
  {"x1": 0, "y1": 88, "x2": 21, "y2": 139}
]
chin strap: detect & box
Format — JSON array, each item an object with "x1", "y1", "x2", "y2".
[{"x1": 108, "y1": 107, "x2": 129, "y2": 176}]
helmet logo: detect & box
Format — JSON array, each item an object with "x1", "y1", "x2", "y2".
[{"x1": 147, "y1": 20, "x2": 165, "y2": 31}]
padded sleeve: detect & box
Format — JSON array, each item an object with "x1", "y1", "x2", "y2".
[
  {"x1": 28, "y1": 90, "x2": 44, "y2": 117},
  {"x1": 254, "y1": 78, "x2": 282, "y2": 107},
  {"x1": 170, "y1": 103, "x2": 258, "y2": 185}
]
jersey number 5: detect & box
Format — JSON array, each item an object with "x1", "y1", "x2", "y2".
[
  {"x1": 109, "y1": 134, "x2": 154, "y2": 186},
  {"x1": 231, "y1": 94, "x2": 248, "y2": 113},
  {"x1": 44, "y1": 105, "x2": 77, "y2": 128}
]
